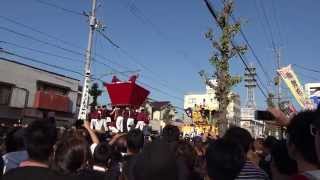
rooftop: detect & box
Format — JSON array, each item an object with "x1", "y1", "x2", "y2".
[{"x1": 0, "y1": 57, "x2": 80, "y2": 82}]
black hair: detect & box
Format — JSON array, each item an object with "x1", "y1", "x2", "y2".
[
  {"x1": 5, "y1": 128, "x2": 25, "y2": 153},
  {"x1": 287, "y1": 111, "x2": 319, "y2": 166},
  {"x1": 132, "y1": 140, "x2": 178, "y2": 180},
  {"x1": 53, "y1": 135, "x2": 91, "y2": 174},
  {"x1": 127, "y1": 129, "x2": 144, "y2": 153},
  {"x1": 271, "y1": 140, "x2": 297, "y2": 175},
  {"x1": 24, "y1": 119, "x2": 57, "y2": 162},
  {"x1": 263, "y1": 136, "x2": 278, "y2": 149},
  {"x1": 92, "y1": 142, "x2": 113, "y2": 167},
  {"x1": 162, "y1": 125, "x2": 180, "y2": 143},
  {"x1": 113, "y1": 134, "x2": 127, "y2": 154},
  {"x1": 206, "y1": 139, "x2": 245, "y2": 180},
  {"x1": 223, "y1": 127, "x2": 253, "y2": 153}
]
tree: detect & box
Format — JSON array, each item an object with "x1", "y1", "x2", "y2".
[
  {"x1": 201, "y1": 0, "x2": 246, "y2": 135},
  {"x1": 89, "y1": 83, "x2": 102, "y2": 108}
]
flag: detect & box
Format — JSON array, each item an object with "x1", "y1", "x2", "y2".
[{"x1": 277, "y1": 65, "x2": 313, "y2": 109}]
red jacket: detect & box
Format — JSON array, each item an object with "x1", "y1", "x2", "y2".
[{"x1": 137, "y1": 112, "x2": 149, "y2": 124}]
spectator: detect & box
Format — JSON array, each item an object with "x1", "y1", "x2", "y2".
[
  {"x1": 270, "y1": 141, "x2": 297, "y2": 180},
  {"x1": 2, "y1": 128, "x2": 28, "y2": 173},
  {"x1": 121, "y1": 129, "x2": 144, "y2": 180},
  {"x1": 92, "y1": 142, "x2": 113, "y2": 172},
  {"x1": 132, "y1": 140, "x2": 178, "y2": 180},
  {"x1": 224, "y1": 127, "x2": 269, "y2": 180},
  {"x1": 206, "y1": 139, "x2": 245, "y2": 180},
  {"x1": 286, "y1": 111, "x2": 320, "y2": 179},
  {"x1": 260, "y1": 136, "x2": 279, "y2": 178},
  {"x1": 3, "y1": 119, "x2": 62, "y2": 180},
  {"x1": 52, "y1": 133, "x2": 107, "y2": 180},
  {"x1": 162, "y1": 125, "x2": 180, "y2": 143},
  {"x1": 175, "y1": 141, "x2": 201, "y2": 180}
]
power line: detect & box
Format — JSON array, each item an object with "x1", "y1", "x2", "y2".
[
  {"x1": 293, "y1": 64, "x2": 320, "y2": 74},
  {"x1": 0, "y1": 26, "x2": 84, "y2": 56},
  {"x1": 0, "y1": 40, "x2": 83, "y2": 64},
  {"x1": 1, "y1": 10, "x2": 187, "y2": 99},
  {"x1": 0, "y1": 15, "x2": 130, "y2": 71},
  {"x1": 0, "y1": 15, "x2": 84, "y2": 50},
  {"x1": 1, "y1": 48, "x2": 184, "y2": 103},
  {"x1": 0, "y1": 26, "x2": 129, "y2": 73},
  {"x1": 203, "y1": 0, "x2": 268, "y2": 98},
  {"x1": 0, "y1": 16, "x2": 185, "y2": 104},
  {"x1": 1, "y1": 49, "x2": 83, "y2": 76},
  {"x1": 97, "y1": 31, "x2": 187, "y2": 94},
  {"x1": 217, "y1": 0, "x2": 273, "y2": 90},
  {"x1": 120, "y1": 0, "x2": 202, "y2": 70},
  {"x1": 257, "y1": 0, "x2": 277, "y2": 50},
  {"x1": 34, "y1": 0, "x2": 85, "y2": 17},
  {"x1": 270, "y1": 0, "x2": 284, "y2": 46}
]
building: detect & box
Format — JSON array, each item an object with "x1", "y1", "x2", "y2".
[
  {"x1": 0, "y1": 58, "x2": 80, "y2": 125},
  {"x1": 184, "y1": 81, "x2": 241, "y2": 127},
  {"x1": 305, "y1": 83, "x2": 320, "y2": 108},
  {"x1": 145, "y1": 100, "x2": 176, "y2": 132}
]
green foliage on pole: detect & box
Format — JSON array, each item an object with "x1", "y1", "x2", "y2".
[
  {"x1": 89, "y1": 82, "x2": 102, "y2": 108},
  {"x1": 203, "y1": 0, "x2": 247, "y2": 135}
]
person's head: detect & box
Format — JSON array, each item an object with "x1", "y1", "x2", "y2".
[
  {"x1": 162, "y1": 125, "x2": 180, "y2": 143},
  {"x1": 53, "y1": 135, "x2": 91, "y2": 174},
  {"x1": 271, "y1": 140, "x2": 297, "y2": 180},
  {"x1": 206, "y1": 139, "x2": 245, "y2": 180},
  {"x1": 287, "y1": 111, "x2": 319, "y2": 167},
  {"x1": 311, "y1": 110, "x2": 320, "y2": 163},
  {"x1": 223, "y1": 127, "x2": 253, "y2": 154},
  {"x1": 175, "y1": 140, "x2": 196, "y2": 169},
  {"x1": 93, "y1": 142, "x2": 113, "y2": 168},
  {"x1": 127, "y1": 129, "x2": 144, "y2": 154},
  {"x1": 114, "y1": 134, "x2": 127, "y2": 154},
  {"x1": 263, "y1": 136, "x2": 279, "y2": 154},
  {"x1": 102, "y1": 105, "x2": 106, "y2": 109},
  {"x1": 24, "y1": 119, "x2": 57, "y2": 163},
  {"x1": 132, "y1": 140, "x2": 178, "y2": 180},
  {"x1": 5, "y1": 128, "x2": 25, "y2": 153}
]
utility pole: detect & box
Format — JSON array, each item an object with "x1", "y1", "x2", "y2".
[
  {"x1": 275, "y1": 47, "x2": 284, "y2": 139},
  {"x1": 78, "y1": 0, "x2": 98, "y2": 120},
  {"x1": 276, "y1": 48, "x2": 281, "y2": 107}
]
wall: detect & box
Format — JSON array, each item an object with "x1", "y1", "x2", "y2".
[
  {"x1": 184, "y1": 91, "x2": 241, "y2": 126},
  {"x1": 0, "y1": 59, "x2": 79, "y2": 113}
]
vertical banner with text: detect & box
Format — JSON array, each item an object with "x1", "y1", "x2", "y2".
[{"x1": 277, "y1": 65, "x2": 313, "y2": 110}]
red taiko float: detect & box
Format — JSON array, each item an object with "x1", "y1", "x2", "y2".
[{"x1": 103, "y1": 75, "x2": 150, "y2": 108}]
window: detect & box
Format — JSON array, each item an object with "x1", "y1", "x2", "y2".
[
  {"x1": 0, "y1": 84, "x2": 12, "y2": 105},
  {"x1": 188, "y1": 98, "x2": 196, "y2": 105},
  {"x1": 37, "y1": 81, "x2": 68, "y2": 96}
]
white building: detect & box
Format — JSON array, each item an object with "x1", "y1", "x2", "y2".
[
  {"x1": 240, "y1": 107, "x2": 264, "y2": 138},
  {"x1": 184, "y1": 81, "x2": 241, "y2": 126},
  {"x1": 305, "y1": 83, "x2": 320, "y2": 108}
]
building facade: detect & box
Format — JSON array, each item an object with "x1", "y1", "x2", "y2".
[
  {"x1": 0, "y1": 58, "x2": 80, "y2": 125},
  {"x1": 145, "y1": 100, "x2": 176, "y2": 132},
  {"x1": 305, "y1": 83, "x2": 320, "y2": 109},
  {"x1": 184, "y1": 84, "x2": 241, "y2": 127}
]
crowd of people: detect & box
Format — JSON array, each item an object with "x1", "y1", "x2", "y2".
[
  {"x1": 89, "y1": 106, "x2": 150, "y2": 134},
  {"x1": 0, "y1": 107, "x2": 319, "y2": 180}
]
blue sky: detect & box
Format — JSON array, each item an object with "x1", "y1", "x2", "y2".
[{"x1": 1, "y1": 0, "x2": 319, "y2": 112}]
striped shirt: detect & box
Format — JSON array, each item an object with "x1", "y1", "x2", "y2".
[{"x1": 235, "y1": 161, "x2": 269, "y2": 180}]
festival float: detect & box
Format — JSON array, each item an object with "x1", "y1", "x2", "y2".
[
  {"x1": 181, "y1": 105, "x2": 218, "y2": 137},
  {"x1": 103, "y1": 75, "x2": 150, "y2": 108}
]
